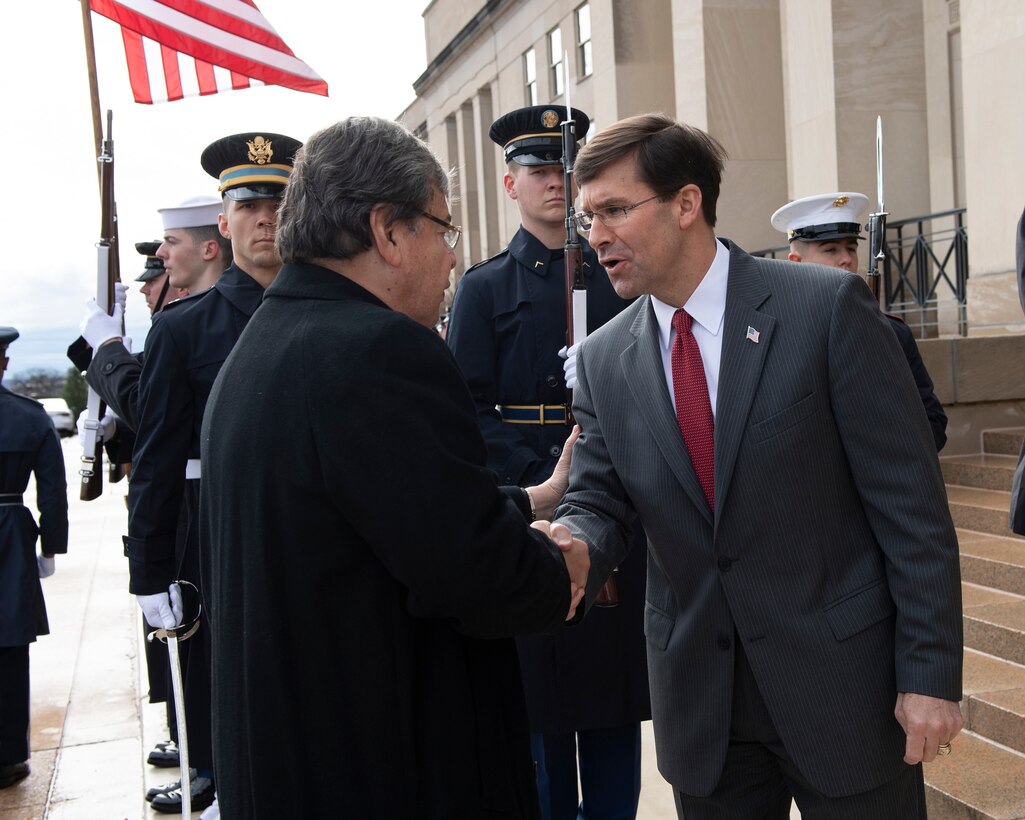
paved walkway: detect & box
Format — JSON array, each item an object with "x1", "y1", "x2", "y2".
[{"x1": 0, "y1": 438, "x2": 797, "y2": 819}]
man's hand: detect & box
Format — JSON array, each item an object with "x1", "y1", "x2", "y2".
[
  {"x1": 37, "y1": 554, "x2": 55, "y2": 578},
  {"x1": 525, "y1": 425, "x2": 580, "y2": 520},
  {"x1": 533, "y1": 520, "x2": 589, "y2": 620},
  {"x1": 113, "y1": 282, "x2": 128, "y2": 313},
  {"x1": 77, "y1": 411, "x2": 118, "y2": 442},
  {"x1": 558, "y1": 343, "x2": 580, "y2": 389},
  {"x1": 80, "y1": 299, "x2": 123, "y2": 349},
  {"x1": 894, "y1": 692, "x2": 964, "y2": 763},
  {"x1": 138, "y1": 585, "x2": 184, "y2": 630}
]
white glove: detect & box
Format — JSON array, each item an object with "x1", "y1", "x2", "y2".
[
  {"x1": 77, "y1": 411, "x2": 117, "y2": 442},
  {"x1": 37, "y1": 555, "x2": 55, "y2": 578},
  {"x1": 558, "y1": 343, "x2": 580, "y2": 390},
  {"x1": 113, "y1": 282, "x2": 128, "y2": 312},
  {"x1": 138, "y1": 585, "x2": 183, "y2": 629},
  {"x1": 169, "y1": 582, "x2": 183, "y2": 623},
  {"x1": 80, "y1": 299, "x2": 123, "y2": 349},
  {"x1": 122, "y1": 336, "x2": 133, "y2": 354}
]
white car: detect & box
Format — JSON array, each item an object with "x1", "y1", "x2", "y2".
[{"x1": 39, "y1": 397, "x2": 75, "y2": 437}]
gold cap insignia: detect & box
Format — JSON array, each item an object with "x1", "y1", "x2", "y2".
[
  {"x1": 541, "y1": 110, "x2": 560, "y2": 129},
  {"x1": 247, "y1": 136, "x2": 274, "y2": 165},
  {"x1": 833, "y1": 195, "x2": 849, "y2": 207}
]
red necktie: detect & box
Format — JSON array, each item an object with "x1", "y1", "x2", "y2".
[{"x1": 672, "y1": 309, "x2": 715, "y2": 510}]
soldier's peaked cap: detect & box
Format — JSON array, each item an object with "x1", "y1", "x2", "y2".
[
  {"x1": 771, "y1": 192, "x2": 870, "y2": 243},
  {"x1": 201, "y1": 132, "x2": 303, "y2": 201},
  {"x1": 489, "y1": 106, "x2": 590, "y2": 166},
  {"x1": 134, "y1": 241, "x2": 165, "y2": 283},
  {"x1": 0, "y1": 327, "x2": 19, "y2": 351}
]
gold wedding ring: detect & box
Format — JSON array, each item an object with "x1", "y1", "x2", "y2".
[{"x1": 937, "y1": 742, "x2": 952, "y2": 756}]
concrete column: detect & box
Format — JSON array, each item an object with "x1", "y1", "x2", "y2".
[
  {"x1": 702, "y1": 0, "x2": 788, "y2": 251},
  {"x1": 456, "y1": 100, "x2": 482, "y2": 272},
  {"x1": 958, "y1": 0, "x2": 1025, "y2": 328},
  {"x1": 471, "y1": 85, "x2": 500, "y2": 261}
]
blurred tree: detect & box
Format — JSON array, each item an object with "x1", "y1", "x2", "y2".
[
  {"x1": 64, "y1": 367, "x2": 88, "y2": 420},
  {"x1": 6, "y1": 368, "x2": 63, "y2": 399}
]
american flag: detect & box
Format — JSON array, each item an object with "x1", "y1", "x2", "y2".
[{"x1": 89, "y1": 0, "x2": 328, "y2": 104}]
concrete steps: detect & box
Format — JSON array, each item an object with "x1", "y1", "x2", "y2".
[{"x1": 926, "y1": 428, "x2": 1025, "y2": 818}]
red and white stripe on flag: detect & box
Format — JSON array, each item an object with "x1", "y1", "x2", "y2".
[{"x1": 89, "y1": 0, "x2": 328, "y2": 104}]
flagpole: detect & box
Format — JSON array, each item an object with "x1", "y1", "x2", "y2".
[{"x1": 79, "y1": 0, "x2": 104, "y2": 187}]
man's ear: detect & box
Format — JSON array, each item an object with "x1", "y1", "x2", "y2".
[
  {"x1": 369, "y1": 205, "x2": 403, "y2": 267},
  {"x1": 676, "y1": 184, "x2": 704, "y2": 230},
  {"x1": 787, "y1": 250, "x2": 802, "y2": 263},
  {"x1": 200, "y1": 239, "x2": 220, "y2": 261},
  {"x1": 217, "y1": 212, "x2": 231, "y2": 241},
  {"x1": 503, "y1": 171, "x2": 518, "y2": 201}
]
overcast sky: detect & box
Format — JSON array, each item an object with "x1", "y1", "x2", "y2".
[{"x1": 3, "y1": 1, "x2": 428, "y2": 374}]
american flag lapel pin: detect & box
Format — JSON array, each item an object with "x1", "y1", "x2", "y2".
[{"x1": 745, "y1": 326, "x2": 760, "y2": 343}]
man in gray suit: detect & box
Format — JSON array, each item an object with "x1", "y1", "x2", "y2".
[{"x1": 554, "y1": 113, "x2": 964, "y2": 818}]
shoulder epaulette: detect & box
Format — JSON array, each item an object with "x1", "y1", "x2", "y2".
[
  {"x1": 463, "y1": 247, "x2": 510, "y2": 275},
  {"x1": 160, "y1": 286, "x2": 216, "y2": 313}
]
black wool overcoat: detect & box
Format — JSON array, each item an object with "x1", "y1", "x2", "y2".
[{"x1": 201, "y1": 261, "x2": 574, "y2": 819}]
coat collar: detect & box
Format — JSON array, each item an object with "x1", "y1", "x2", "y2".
[
  {"x1": 264, "y1": 260, "x2": 390, "y2": 311},
  {"x1": 508, "y1": 226, "x2": 599, "y2": 280},
  {"x1": 214, "y1": 263, "x2": 268, "y2": 317}
]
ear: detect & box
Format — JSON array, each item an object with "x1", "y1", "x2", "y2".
[
  {"x1": 787, "y1": 250, "x2": 802, "y2": 263},
  {"x1": 369, "y1": 205, "x2": 404, "y2": 267},
  {"x1": 200, "y1": 239, "x2": 219, "y2": 261},
  {"x1": 675, "y1": 184, "x2": 704, "y2": 230},
  {"x1": 217, "y1": 212, "x2": 231, "y2": 241},
  {"x1": 503, "y1": 171, "x2": 518, "y2": 201}
]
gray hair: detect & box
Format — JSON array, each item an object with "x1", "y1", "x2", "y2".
[{"x1": 277, "y1": 117, "x2": 451, "y2": 263}]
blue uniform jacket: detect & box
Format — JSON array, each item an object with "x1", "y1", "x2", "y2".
[
  {"x1": 125, "y1": 263, "x2": 262, "y2": 594},
  {"x1": 0, "y1": 387, "x2": 68, "y2": 645}
]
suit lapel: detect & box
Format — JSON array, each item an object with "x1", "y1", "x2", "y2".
[
  {"x1": 621, "y1": 298, "x2": 714, "y2": 525},
  {"x1": 714, "y1": 243, "x2": 775, "y2": 524}
]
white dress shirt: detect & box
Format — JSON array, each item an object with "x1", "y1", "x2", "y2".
[{"x1": 650, "y1": 238, "x2": 730, "y2": 417}]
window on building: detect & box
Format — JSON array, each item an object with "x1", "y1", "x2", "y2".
[
  {"x1": 549, "y1": 27, "x2": 564, "y2": 97},
  {"x1": 576, "y1": 3, "x2": 592, "y2": 77},
  {"x1": 524, "y1": 47, "x2": 537, "y2": 106}
]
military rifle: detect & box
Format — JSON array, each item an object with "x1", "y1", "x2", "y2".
[
  {"x1": 80, "y1": 111, "x2": 125, "y2": 500},
  {"x1": 561, "y1": 81, "x2": 618, "y2": 607},
  {"x1": 866, "y1": 116, "x2": 887, "y2": 304}
]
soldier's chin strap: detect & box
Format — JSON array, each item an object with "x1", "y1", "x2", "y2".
[{"x1": 154, "y1": 278, "x2": 172, "y2": 313}]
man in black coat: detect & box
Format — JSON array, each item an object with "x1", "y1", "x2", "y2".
[
  {"x1": 772, "y1": 192, "x2": 948, "y2": 450},
  {"x1": 447, "y1": 105, "x2": 650, "y2": 820},
  {"x1": 0, "y1": 327, "x2": 67, "y2": 790},
  {"x1": 200, "y1": 116, "x2": 590, "y2": 819}
]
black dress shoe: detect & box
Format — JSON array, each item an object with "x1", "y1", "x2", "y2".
[
  {"x1": 146, "y1": 739, "x2": 180, "y2": 768},
  {"x1": 150, "y1": 774, "x2": 215, "y2": 813},
  {"x1": 146, "y1": 768, "x2": 194, "y2": 802},
  {"x1": 0, "y1": 761, "x2": 30, "y2": 789}
]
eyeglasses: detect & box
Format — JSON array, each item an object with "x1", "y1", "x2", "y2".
[
  {"x1": 572, "y1": 194, "x2": 662, "y2": 233},
  {"x1": 420, "y1": 211, "x2": 462, "y2": 250}
]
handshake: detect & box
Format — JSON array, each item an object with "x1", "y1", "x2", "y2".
[{"x1": 532, "y1": 520, "x2": 590, "y2": 621}]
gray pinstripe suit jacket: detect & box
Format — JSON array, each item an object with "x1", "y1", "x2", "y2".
[{"x1": 556, "y1": 240, "x2": 963, "y2": 798}]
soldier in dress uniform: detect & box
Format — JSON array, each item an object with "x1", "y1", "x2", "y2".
[
  {"x1": 447, "y1": 106, "x2": 651, "y2": 820},
  {"x1": 0, "y1": 327, "x2": 68, "y2": 791},
  {"x1": 110, "y1": 132, "x2": 301, "y2": 815},
  {"x1": 771, "y1": 193, "x2": 947, "y2": 450},
  {"x1": 136, "y1": 241, "x2": 182, "y2": 316}
]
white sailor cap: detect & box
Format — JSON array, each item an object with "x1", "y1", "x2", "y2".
[
  {"x1": 157, "y1": 195, "x2": 223, "y2": 231},
  {"x1": 771, "y1": 192, "x2": 870, "y2": 242}
]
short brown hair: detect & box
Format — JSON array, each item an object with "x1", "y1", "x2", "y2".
[{"x1": 574, "y1": 113, "x2": 728, "y2": 227}]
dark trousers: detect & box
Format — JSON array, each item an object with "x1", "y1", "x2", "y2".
[
  {"x1": 0, "y1": 645, "x2": 30, "y2": 765},
  {"x1": 674, "y1": 641, "x2": 926, "y2": 820},
  {"x1": 532, "y1": 722, "x2": 642, "y2": 820}
]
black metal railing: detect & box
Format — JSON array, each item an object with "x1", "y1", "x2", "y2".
[
  {"x1": 751, "y1": 207, "x2": 968, "y2": 337},
  {"x1": 884, "y1": 208, "x2": 968, "y2": 337}
]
